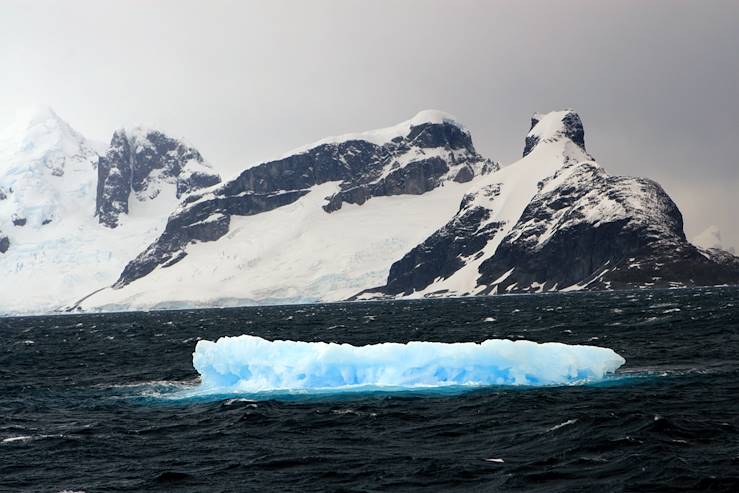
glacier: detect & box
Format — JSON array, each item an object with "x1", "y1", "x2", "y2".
[{"x1": 192, "y1": 335, "x2": 626, "y2": 393}]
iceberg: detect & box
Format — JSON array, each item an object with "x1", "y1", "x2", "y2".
[{"x1": 192, "y1": 335, "x2": 626, "y2": 392}]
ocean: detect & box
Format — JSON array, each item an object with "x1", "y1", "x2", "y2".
[{"x1": 1, "y1": 287, "x2": 738, "y2": 492}]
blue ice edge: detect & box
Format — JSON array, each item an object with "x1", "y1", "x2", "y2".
[
  {"x1": 132, "y1": 374, "x2": 654, "y2": 406},
  {"x1": 143, "y1": 335, "x2": 627, "y2": 403}
]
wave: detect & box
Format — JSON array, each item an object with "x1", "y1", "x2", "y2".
[{"x1": 191, "y1": 335, "x2": 625, "y2": 393}]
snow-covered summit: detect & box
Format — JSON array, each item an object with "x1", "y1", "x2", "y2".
[
  {"x1": 408, "y1": 109, "x2": 465, "y2": 128},
  {"x1": 0, "y1": 106, "x2": 100, "y2": 230},
  {"x1": 3, "y1": 105, "x2": 68, "y2": 136},
  {"x1": 285, "y1": 109, "x2": 468, "y2": 156},
  {"x1": 523, "y1": 109, "x2": 586, "y2": 157},
  {"x1": 0, "y1": 105, "x2": 98, "y2": 171},
  {"x1": 693, "y1": 225, "x2": 735, "y2": 254},
  {"x1": 0, "y1": 105, "x2": 102, "y2": 164}
]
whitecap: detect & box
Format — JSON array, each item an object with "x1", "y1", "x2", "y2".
[
  {"x1": 2, "y1": 434, "x2": 64, "y2": 444},
  {"x1": 547, "y1": 418, "x2": 578, "y2": 432},
  {"x1": 2, "y1": 436, "x2": 32, "y2": 443}
]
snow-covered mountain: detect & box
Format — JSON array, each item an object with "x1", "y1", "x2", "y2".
[
  {"x1": 0, "y1": 106, "x2": 101, "y2": 232},
  {"x1": 76, "y1": 109, "x2": 739, "y2": 312},
  {"x1": 356, "y1": 111, "x2": 594, "y2": 298},
  {"x1": 359, "y1": 110, "x2": 739, "y2": 298},
  {"x1": 693, "y1": 225, "x2": 735, "y2": 255},
  {"x1": 0, "y1": 107, "x2": 220, "y2": 314},
  {"x1": 2, "y1": 107, "x2": 737, "y2": 314},
  {"x1": 77, "y1": 111, "x2": 497, "y2": 310}
]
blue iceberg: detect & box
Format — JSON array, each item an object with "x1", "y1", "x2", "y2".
[{"x1": 192, "y1": 335, "x2": 626, "y2": 393}]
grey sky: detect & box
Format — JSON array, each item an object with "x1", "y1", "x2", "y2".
[{"x1": 1, "y1": 0, "x2": 738, "y2": 249}]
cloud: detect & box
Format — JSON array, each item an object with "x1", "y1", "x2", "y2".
[{"x1": 1, "y1": 0, "x2": 737, "y2": 250}]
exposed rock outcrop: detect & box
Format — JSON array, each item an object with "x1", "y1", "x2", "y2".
[{"x1": 95, "y1": 128, "x2": 221, "y2": 228}]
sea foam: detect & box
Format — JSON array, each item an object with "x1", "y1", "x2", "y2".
[{"x1": 193, "y1": 335, "x2": 626, "y2": 392}]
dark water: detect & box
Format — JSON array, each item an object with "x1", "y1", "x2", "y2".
[{"x1": 1, "y1": 288, "x2": 738, "y2": 492}]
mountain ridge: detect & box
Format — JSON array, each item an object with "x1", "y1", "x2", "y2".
[
  {"x1": 76, "y1": 109, "x2": 739, "y2": 312},
  {"x1": 103, "y1": 112, "x2": 496, "y2": 292},
  {"x1": 1, "y1": 106, "x2": 737, "y2": 315}
]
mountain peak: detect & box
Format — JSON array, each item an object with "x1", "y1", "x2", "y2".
[
  {"x1": 693, "y1": 225, "x2": 735, "y2": 254},
  {"x1": 1, "y1": 105, "x2": 66, "y2": 140},
  {"x1": 283, "y1": 110, "x2": 468, "y2": 157},
  {"x1": 0, "y1": 105, "x2": 97, "y2": 177},
  {"x1": 13, "y1": 104, "x2": 60, "y2": 125},
  {"x1": 408, "y1": 109, "x2": 465, "y2": 129},
  {"x1": 523, "y1": 109, "x2": 585, "y2": 157},
  {"x1": 0, "y1": 106, "x2": 99, "y2": 232}
]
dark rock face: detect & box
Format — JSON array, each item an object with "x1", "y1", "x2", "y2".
[
  {"x1": 322, "y1": 122, "x2": 493, "y2": 212},
  {"x1": 96, "y1": 132, "x2": 132, "y2": 228},
  {"x1": 218, "y1": 117, "x2": 481, "y2": 202},
  {"x1": 222, "y1": 140, "x2": 382, "y2": 196},
  {"x1": 221, "y1": 120, "x2": 489, "y2": 214},
  {"x1": 405, "y1": 121, "x2": 476, "y2": 151},
  {"x1": 474, "y1": 163, "x2": 739, "y2": 293},
  {"x1": 12, "y1": 215, "x2": 26, "y2": 227},
  {"x1": 701, "y1": 247, "x2": 739, "y2": 267},
  {"x1": 453, "y1": 164, "x2": 475, "y2": 183},
  {"x1": 559, "y1": 112, "x2": 586, "y2": 150},
  {"x1": 323, "y1": 157, "x2": 460, "y2": 212},
  {"x1": 95, "y1": 129, "x2": 220, "y2": 228},
  {"x1": 475, "y1": 164, "x2": 681, "y2": 292},
  {"x1": 113, "y1": 119, "x2": 495, "y2": 288},
  {"x1": 0, "y1": 234, "x2": 9, "y2": 253},
  {"x1": 590, "y1": 244, "x2": 739, "y2": 291}
]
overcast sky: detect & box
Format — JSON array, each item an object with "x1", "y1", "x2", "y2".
[{"x1": 1, "y1": 0, "x2": 738, "y2": 249}]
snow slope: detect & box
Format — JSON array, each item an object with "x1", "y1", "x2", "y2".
[{"x1": 79, "y1": 179, "x2": 478, "y2": 310}]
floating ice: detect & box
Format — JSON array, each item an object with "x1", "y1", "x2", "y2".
[{"x1": 193, "y1": 335, "x2": 625, "y2": 392}]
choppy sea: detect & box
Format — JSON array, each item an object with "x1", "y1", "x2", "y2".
[{"x1": 1, "y1": 287, "x2": 738, "y2": 492}]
